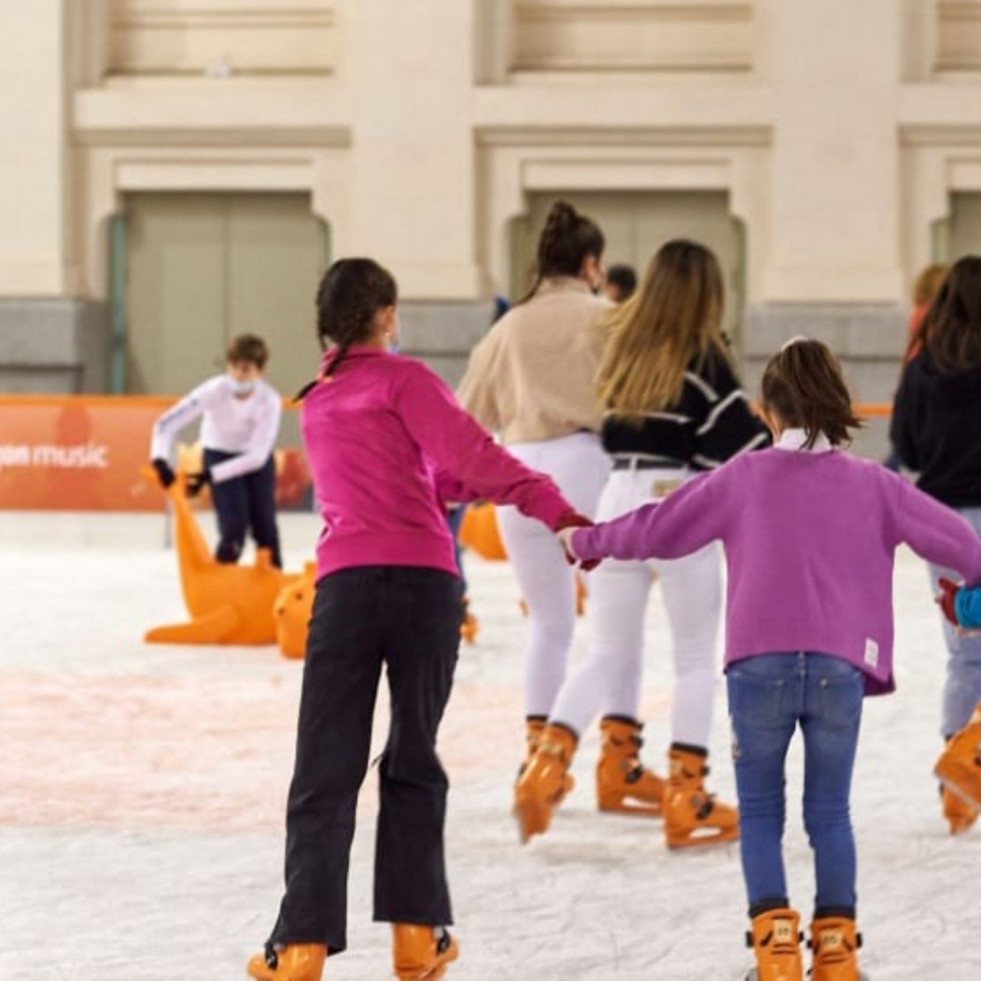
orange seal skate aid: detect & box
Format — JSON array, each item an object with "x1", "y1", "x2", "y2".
[
  {"x1": 275, "y1": 562, "x2": 317, "y2": 659},
  {"x1": 145, "y1": 477, "x2": 299, "y2": 646}
]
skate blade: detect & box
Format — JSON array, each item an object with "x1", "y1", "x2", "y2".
[
  {"x1": 746, "y1": 968, "x2": 868, "y2": 981},
  {"x1": 597, "y1": 799, "x2": 663, "y2": 818},
  {"x1": 513, "y1": 796, "x2": 552, "y2": 844},
  {"x1": 667, "y1": 827, "x2": 739, "y2": 850}
]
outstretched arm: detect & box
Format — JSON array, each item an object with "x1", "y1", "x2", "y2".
[
  {"x1": 569, "y1": 468, "x2": 727, "y2": 563},
  {"x1": 900, "y1": 480, "x2": 981, "y2": 584},
  {"x1": 397, "y1": 363, "x2": 576, "y2": 530},
  {"x1": 150, "y1": 383, "x2": 211, "y2": 462}
]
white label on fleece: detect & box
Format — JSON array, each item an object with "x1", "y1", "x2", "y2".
[{"x1": 864, "y1": 638, "x2": 879, "y2": 668}]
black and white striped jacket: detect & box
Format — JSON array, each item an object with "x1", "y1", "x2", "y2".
[{"x1": 601, "y1": 348, "x2": 771, "y2": 469}]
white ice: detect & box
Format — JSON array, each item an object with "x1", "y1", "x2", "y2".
[{"x1": 0, "y1": 511, "x2": 979, "y2": 980}]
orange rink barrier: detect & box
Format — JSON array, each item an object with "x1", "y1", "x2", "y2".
[
  {"x1": 0, "y1": 395, "x2": 892, "y2": 512},
  {"x1": 0, "y1": 394, "x2": 309, "y2": 511}
]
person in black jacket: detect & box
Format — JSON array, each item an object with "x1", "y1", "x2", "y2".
[{"x1": 891, "y1": 254, "x2": 981, "y2": 834}]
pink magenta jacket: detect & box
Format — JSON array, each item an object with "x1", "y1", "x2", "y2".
[{"x1": 302, "y1": 346, "x2": 572, "y2": 579}]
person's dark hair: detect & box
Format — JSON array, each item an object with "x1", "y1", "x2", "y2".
[
  {"x1": 606, "y1": 263, "x2": 637, "y2": 301},
  {"x1": 523, "y1": 201, "x2": 604, "y2": 300},
  {"x1": 912, "y1": 255, "x2": 981, "y2": 372},
  {"x1": 226, "y1": 334, "x2": 269, "y2": 369},
  {"x1": 315, "y1": 258, "x2": 397, "y2": 376},
  {"x1": 760, "y1": 338, "x2": 862, "y2": 449}
]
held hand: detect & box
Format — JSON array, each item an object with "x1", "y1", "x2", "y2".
[
  {"x1": 553, "y1": 510, "x2": 600, "y2": 572},
  {"x1": 151, "y1": 458, "x2": 176, "y2": 490},
  {"x1": 557, "y1": 526, "x2": 578, "y2": 560},
  {"x1": 936, "y1": 577, "x2": 961, "y2": 627},
  {"x1": 185, "y1": 468, "x2": 212, "y2": 498}
]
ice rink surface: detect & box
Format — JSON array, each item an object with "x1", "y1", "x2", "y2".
[{"x1": 1, "y1": 511, "x2": 979, "y2": 980}]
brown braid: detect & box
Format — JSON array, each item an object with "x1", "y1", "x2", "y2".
[
  {"x1": 519, "y1": 200, "x2": 605, "y2": 303},
  {"x1": 314, "y1": 258, "x2": 398, "y2": 378}
]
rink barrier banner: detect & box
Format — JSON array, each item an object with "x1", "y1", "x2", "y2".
[
  {"x1": 0, "y1": 395, "x2": 311, "y2": 512},
  {"x1": 0, "y1": 395, "x2": 891, "y2": 511}
]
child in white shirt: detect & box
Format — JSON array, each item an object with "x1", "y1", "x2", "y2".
[{"x1": 150, "y1": 334, "x2": 283, "y2": 567}]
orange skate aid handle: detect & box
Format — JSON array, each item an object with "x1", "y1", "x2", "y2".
[
  {"x1": 275, "y1": 561, "x2": 317, "y2": 659},
  {"x1": 144, "y1": 471, "x2": 299, "y2": 646}
]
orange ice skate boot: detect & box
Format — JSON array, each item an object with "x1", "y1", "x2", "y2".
[
  {"x1": 514, "y1": 723, "x2": 578, "y2": 842},
  {"x1": 808, "y1": 916, "x2": 864, "y2": 981},
  {"x1": 745, "y1": 908, "x2": 803, "y2": 981},
  {"x1": 595, "y1": 716, "x2": 665, "y2": 817},
  {"x1": 246, "y1": 943, "x2": 326, "y2": 980},
  {"x1": 935, "y1": 702, "x2": 981, "y2": 812},
  {"x1": 664, "y1": 744, "x2": 739, "y2": 849},
  {"x1": 519, "y1": 716, "x2": 547, "y2": 776},
  {"x1": 518, "y1": 716, "x2": 574, "y2": 791},
  {"x1": 392, "y1": 925, "x2": 458, "y2": 981}
]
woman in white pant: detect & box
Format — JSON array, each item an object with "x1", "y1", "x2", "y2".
[
  {"x1": 457, "y1": 201, "x2": 611, "y2": 786},
  {"x1": 515, "y1": 240, "x2": 771, "y2": 848}
]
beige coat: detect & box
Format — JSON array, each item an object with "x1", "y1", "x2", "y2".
[{"x1": 456, "y1": 278, "x2": 610, "y2": 444}]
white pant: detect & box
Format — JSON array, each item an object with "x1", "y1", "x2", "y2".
[
  {"x1": 495, "y1": 432, "x2": 611, "y2": 718},
  {"x1": 548, "y1": 467, "x2": 723, "y2": 747}
]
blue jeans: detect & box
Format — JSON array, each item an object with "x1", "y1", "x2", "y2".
[
  {"x1": 926, "y1": 506, "x2": 981, "y2": 738},
  {"x1": 726, "y1": 652, "x2": 864, "y2": 916}
]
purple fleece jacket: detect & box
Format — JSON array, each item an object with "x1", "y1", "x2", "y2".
[
  {"x1": 302, "y1": 346, "x2": 572, "y2": 579},
  {"x1": 570, "y1": 448, "x2": 981, "y2": 694}
]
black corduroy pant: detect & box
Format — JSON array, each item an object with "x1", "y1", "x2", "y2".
[{"x1": 269, "y1": 565, "x2": 461, "y2": 955}]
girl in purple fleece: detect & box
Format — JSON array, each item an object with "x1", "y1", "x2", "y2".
[
  {"x1": 247, "y1": 259, "x2": 585, "y2": 981},
  {"x1": 561, "y1": 339, "x2": 981, "y2": 981}
]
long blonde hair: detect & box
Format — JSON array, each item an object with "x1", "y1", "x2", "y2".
[{"x1": 597, "y1": 239, "x2": 727, "y2": 418}]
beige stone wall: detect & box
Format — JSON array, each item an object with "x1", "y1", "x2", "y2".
[{"x1": 3, "y1": 0, "x2": 981, "y2": 305}]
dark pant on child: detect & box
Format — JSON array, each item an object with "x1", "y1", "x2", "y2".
[
  {"x1": 203, "y1": 448, "x2": 281, "y2": 568},
  {"x1": 726, "y1": 652, "x2": 864, "y2": 918},
  {"x1": 269, "y1": 565, "x2": 461, "y2": 955}
]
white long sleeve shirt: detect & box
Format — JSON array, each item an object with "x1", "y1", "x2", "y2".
[{"x1": 150, "y1": 375, "x2": 282, "y2": 484}]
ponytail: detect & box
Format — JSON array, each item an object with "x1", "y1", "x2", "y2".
[
  {"x1": 521, "y1": 201, "x2": 604, "y2": 302},
  {"x1": 314, "y1": 258, "x2": 397, "y2": 378}
]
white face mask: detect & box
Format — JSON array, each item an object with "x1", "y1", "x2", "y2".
[{"x1": 227, "y1": 377, "x2": 256, "y2": 397}]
